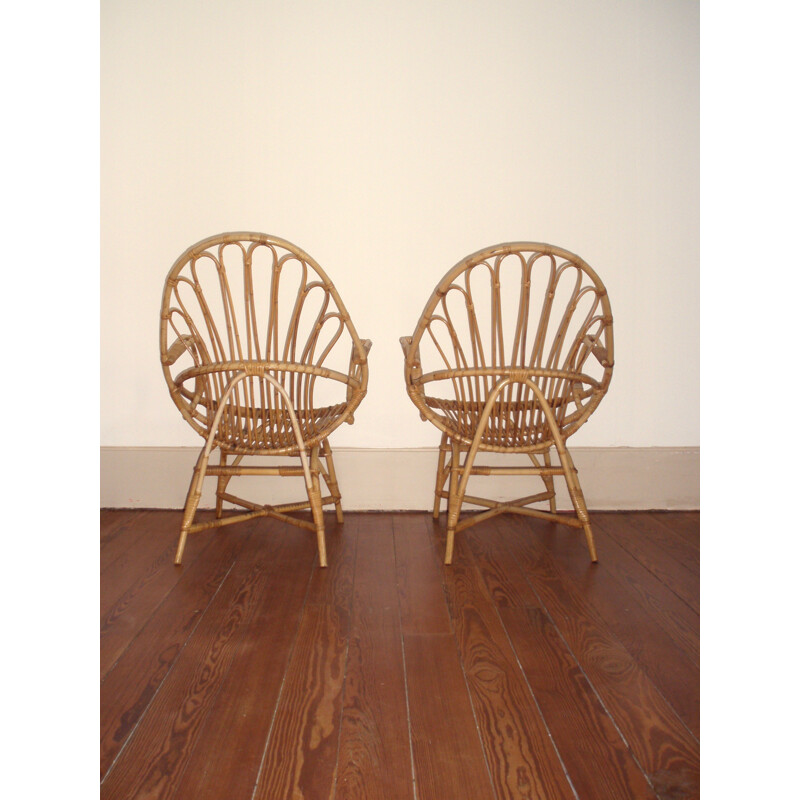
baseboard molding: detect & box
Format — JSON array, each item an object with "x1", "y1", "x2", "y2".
[{"x1": 100, "y1": 446, "x2": 699, "y2": 511}]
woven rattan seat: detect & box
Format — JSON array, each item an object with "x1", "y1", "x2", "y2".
[
  {"x1": 400, "y1": 242, "x2": 613, "y2": 564},
  {"x1": 161, "y1": 232, "x2": 371, "y2": 567}
]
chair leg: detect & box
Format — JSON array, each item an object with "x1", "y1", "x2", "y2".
[
  {"x1": 516, "y1": 377, "x2": 597, "y2": 564},
  {"x1": 215, "y1": 451, "x2": 228, "y2": 519},
  {"x1": 176, "y1": 446, "x2": 213, "y2": 565},
  {"x1": 320, "y1": 438, "x2": 344, "y2": 524},
  {"x1": 541, "y1": 449, "x2": 558, "y2": 513},
  {"x1": 432, "y1": 432, "x2": 449, "y2": 520},
  {"x1": 308, "y1": 446, "x2": 327, "y2": 568},
  {"x1": 551, "y1": 436, "x2": 597, "y2": 562},
  {"x1": 445, "y1": 439, "x2": 468, "y2": 565}
]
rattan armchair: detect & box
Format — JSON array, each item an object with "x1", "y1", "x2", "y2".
[
  {"x1": 400, "y1": 242, "x2": 613, "y2": 564},
  {"x1": 161, "y1": 232, "x2": 370, "y2": 567}
]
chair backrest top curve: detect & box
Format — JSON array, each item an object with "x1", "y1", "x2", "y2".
[
  {"x1": 403, "y1": 241, "x2": 614, "y2": 449},
  {"x1": 161, "y1": 232, "x2": 365, "y2": 368}
]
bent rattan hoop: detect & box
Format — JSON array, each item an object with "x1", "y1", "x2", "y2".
[
  {"x1": 400, "y1": 242, "x2": 613, "y2": 564},
  {"x1": 161, "y1": 232, "x2": 371, "y2": 567}
]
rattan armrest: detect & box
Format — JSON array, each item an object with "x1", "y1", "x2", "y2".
[
  {"x1": 346, "y1": 340, "x2": 371, "y2": 415},
  {"x1": 349, "y1": 338, "x2": 372, "y2": 366},
  {"x1": 400, "y1": 336, "x2": 423, "y2": 385},
  {"x1": 163, "y1": 335, "x2": 198, "y2": 366}
]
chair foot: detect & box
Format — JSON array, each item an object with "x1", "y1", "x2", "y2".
[
  {"x1": 583, "y1": 521, "x2": 598, "y2": 562},
  {"x1": 320, "y1": 440, "x2": 344, "y2": 526},
  {"x1": 433, "y1": 433, "x2": 449, "y2": 520},
  {"x1": 444, "y1": 527, "x2": 455, "y2": 565},
  {"x1": 174, "y1": 528, "x2": 189, "y2": 565},
  {"x1": 308, "y1": 474, "x2": 328, "y2": 568},
  {"x1": 176, "y1": 456, "x2": 206, "y2": 565},
  {"x1": 313, "y1": 524, "x2": 328, "y2": 567}
]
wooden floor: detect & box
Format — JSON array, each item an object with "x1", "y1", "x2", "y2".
[{"x1": 100, "y1": 509, "x2": 699, "y2": 800}]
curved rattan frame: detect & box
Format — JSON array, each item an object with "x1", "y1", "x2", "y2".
[
  {"x1": 400, "y1": 242, "x2": 613, "y2": 564},
  {"x1": 161, "y1": 232, "x2": 371, "y2": 567}
]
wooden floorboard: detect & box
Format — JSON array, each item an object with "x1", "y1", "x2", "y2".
[
  {"x1": 403, "y1": 632, "x2": 497, "y2": 799},
  {"x1": 599, "y1": 513, "x2": 700, "y2": 614},
  {"x1": 173, "y1": 522, "x2": 316, "y2": 800},
  {"x1": 100, "y1": 509, "x2": 149, "y2": 558},
  {"x1": 101, "y1": 525, "x2": 295, "y2": 800},
  {"x1": 500, "y1": 606, "x2": 659, "y2": 800},
  {"x1": 537, "y1": 517, "x2": 700, "y2": 736},
  {"x1": 99, "y1": 527, "x2": 248, "y2": 777},
  {"x1": 587, "y1": 520, "x2": 700, "y2": 665},
  {"x1": 393, "y1": 512, "x2": 452, "y2": 635},
  {"x1": 646, "y1": 511, "x2": 700, "y2": 551},
  {"x1": 251, "y1": 517, "x2": 357, "y2": 800},
  {"x1": 333, "y1": 514, "x2": 415, "y2": 800},
  {"x1": 463, "y1": 523, "x2": 659, "y2": 800},
  {"x1": 430, "y1": 516, "x2": 576, "y2": 800},
  {"x1": 499, "y1": 516, "x2": 700, "y2": 799},
  {"x1": 100, "y1": 514, "x2": 216, "y2": 678},
  {"x1": 100, "y1": 509, "x2": 700, "y2": 800}
]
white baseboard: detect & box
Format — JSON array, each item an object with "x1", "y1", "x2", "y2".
[{"x1": 100, "y1": 446, "x2": 699, "y2": 511}]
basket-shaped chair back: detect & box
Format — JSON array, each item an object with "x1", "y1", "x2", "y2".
[
  {"x1": 404, "y1": 242, "x2": 613, "y2": 451},
  {"x1": 160, "y1": 232, "x2": 369, "y2": 453}
]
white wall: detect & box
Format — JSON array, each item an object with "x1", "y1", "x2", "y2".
[{"x1": 101, "y1": 0, "x2": 699, "y2": 452}]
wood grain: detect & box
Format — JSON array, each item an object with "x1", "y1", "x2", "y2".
[
  {"x1": 502, "y1": 517, "x2": 700, "y2": 799},
  {"x1": 430, "y1": 515, "x2": 576, "y2": 800},
  {"x1": 586, "y1": 519, "x2": 699, "y2": 665},
  {"x1": 100, "y1": 509, "x2": 149, "y2": 555},
  {"x1": 610, "y1": 513, "x2": 700, "y2": 573},
  {"x1": 598, "y1": 513, "x2": 699, "y2": 614},
  {"x1": 393, "y1": 512, "x2": 451, "y2": 635},
  {"x1": 500, "y1": 605, "x2": 659, "y2": 800},
  {"x1": 403, "y1": 632, "x2": 496, "y2": 800},
  {"x1": 171, "y1": 524, "x2": 316, "y2": 799},
  {"x1": 100, "y1": 518, "x2": 216, "y2": 678},
  {"x1": 533, "y1": 518, "x2": 700, "y2": 736},
  {"x1": 99, "y1": 527, "x2": 247, "y2": 778},
  {"x1": 101, "y1": 528, "x2": 291, "y2": 800},
  {"x1": 654, "y1": 511, "x2": 700, "y2": 549},
  {"x1": 100, "y1": 510, "x2": 700, "y2": 800},
  {"x1": 100, "y1": 511, "x2": 187, "y2": 617},
  {"x1": 251, "y1": 519, "x2": 356, "y2": 800},
  {"x1": 334, "y1": 514, "x2": 414, "y2": 800}
]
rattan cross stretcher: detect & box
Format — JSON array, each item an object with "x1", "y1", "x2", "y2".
[
  {"x1": 400, "y1": 242, "x2": 614, "y2": 564},
  {"x1": 161, "y1": 232, "x2": 370, "y2": 567}
]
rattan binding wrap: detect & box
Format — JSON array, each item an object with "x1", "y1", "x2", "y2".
[
  {"x1": 400, "y1": 242, "x2": 614, "y2": 563},
  {"x1": 161, "y1": 232, "x2": 371, "y2": 567}
]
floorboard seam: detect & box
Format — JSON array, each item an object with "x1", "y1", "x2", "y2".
[
  {"x1": 392, "y1": 516, "x2": 420, "y2": 800},
  {"x1": 600, "y1": 524, "x2": 698, "y2": 615},
  {"x1": 463, "y1": 523, "x2": 581, "y2": 800},
  {"x1": 100, "y1": 528, "x2": 222, "y2": 682},
  {"x1": 327, "y1": 522, "x2": 359, "y2": 799},
  {"x1": 516, "y1": 547, "x2": 664, "y2": 796},
  {"x1": 428, "y1": 518, "x2": 501, "y2": 800},
  {"x1": 533, "y1": 550, "x2": 700, "y2": 749},
  {"x1": 248, "y1": 547, "x2": 319, "y2": 800},
  {"x1": 100, "y1": 558, "x2": 237, "y2": 786}
]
